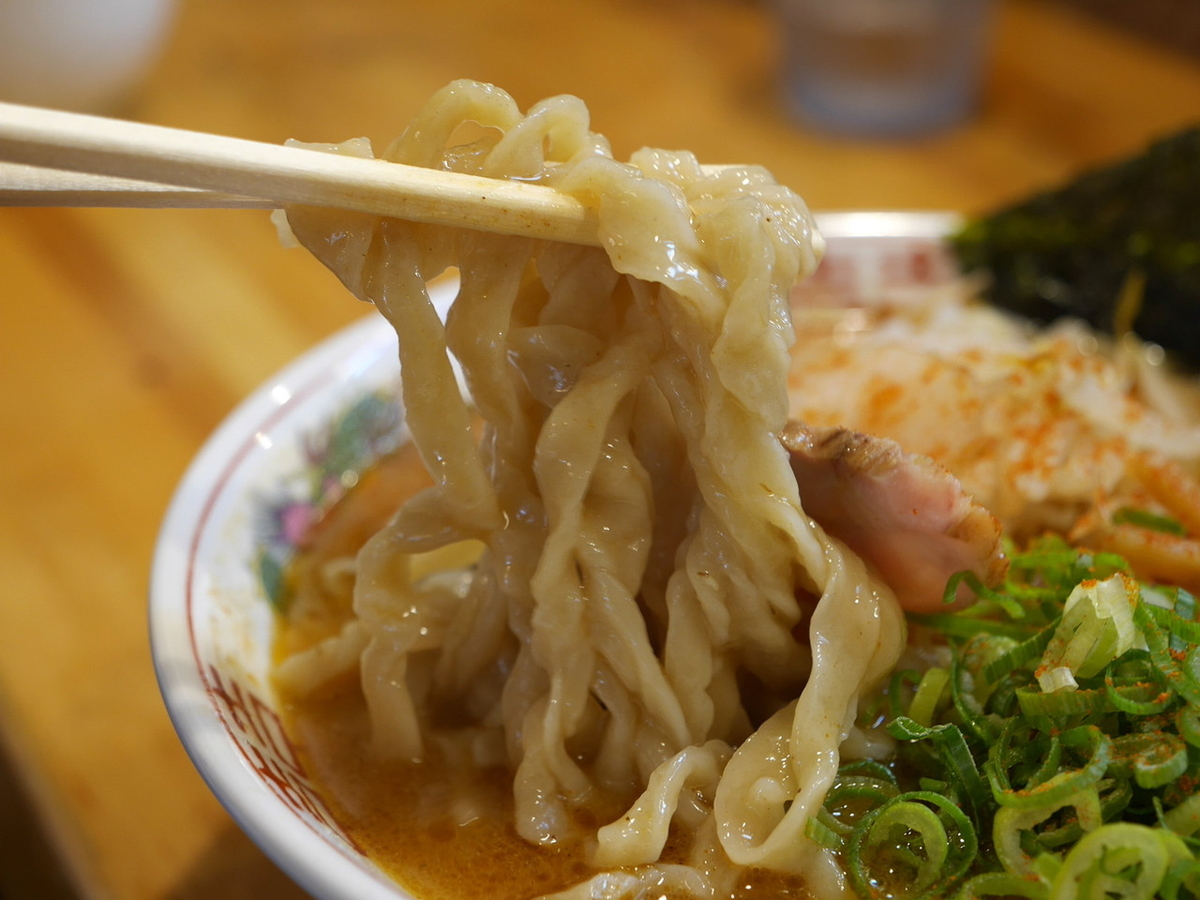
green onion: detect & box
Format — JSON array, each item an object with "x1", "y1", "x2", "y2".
[
  {"x1": 954, "y1": 870, "x2": 1049, "y2": 899},
  {"x1": 987, "y1": 725, "x2": 1110, "y2": 811},
  {"x1": 1171, "y1": 587, "x2": 1197, "y2": 620},
  {"x1": 886, "y1": 717, "x2": 992, "y2": 816},
  {"x1": 1135, "y1": 601, "x2": 1200, "y2": 706},
  {"x1": 1183, "y1": 646, "x2": 1200, "y2": 697},
  {"x1": 824, "y1": 774, "x2": 900, "y2": 807},
  {"x1": 1178, "y1": 705, "x2": 1200, "y2": 749},
  {"x1": 1036, "y1": 573, "x2": 1142, "y2": 689},
  {"x1": 1104, "y1": 653, "x2": 1174, "y2": 715},
  {"x1": 1109, "y1": 732, "x2": 1189, "y2": 789},
  {"x1": 888, "y1": 669, "x2": 922, "y2": 720},
  {"x1": 982, "y1": 624, "x2": 1058, "y2": 684},
  {"x1": 847, "y1": 791, "x2": 977, "y2": 899},
  {"x1": 1145, "y1": 603, "x2": 1200, "y2": 648},
  {"x1": 1015, "y1": 685, "x2": 1117, "y2": 717},
  {"x1": 1030, "y1": 850, "x2": 1062, "y2": 884},
  {"x1": 1162, "y1": 862, "x2": 1200, "y2": 900},
  {"x1": 1163, "y1": 791, "x2": 1200, "y2": 837},
  {"x1": 908, "y1": 667, "x2": 950, "y2": 727},
  {"x1": 818, "y1": 536, "x2": 1200, "y2": 896},
  {"x1": 804, "y1": 808, "x2": 845, "y2": 849},
  {"x1": 950, "y1": 648, "x2": 1002, "y2": 743},
  {"x1": 1049, "y1": 822, "x2": 1171, "y2": 900},
  {"x1": 1169, "y1": 589, "x2": 1198, "y2": 657},
  {"x1": 909, "y1": 612, "x2": 1033, "y2": 641},
  {"x1": 837, "y1": 758, "x2": 897, "y2": 784},
  {"x1": 1037, "y1": 778, "x2": 1134, "y2": 850},
  {"x1": 944, "y1": 569, "x2": 1027, "y2": 618},
  {"x1": 1026, "y1": 736, "x2": 1065, "y2": 793},
  {"x1": 1112, "y1": 506, "x2": 1189, "y2": 537},
  {"x1": 993, "y1": 789, "x2": 1102, "y2": 875}
]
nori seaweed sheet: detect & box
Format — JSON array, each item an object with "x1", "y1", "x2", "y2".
[{"x1": 950, "y1": 127, "x2": 1200, "y2": 368}]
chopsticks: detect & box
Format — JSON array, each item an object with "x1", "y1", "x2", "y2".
[
  {"x1": 0, "y1": 161, "x2": 277, "y2": 209},
  {"x1": 0, "y1": 101, "x2": 601, "y2": 245}
]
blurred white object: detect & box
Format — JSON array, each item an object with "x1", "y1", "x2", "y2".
[
  {"x1": 0, "y1": 0, "x2": 178, "y2": 112},
  {"x1": 774, "y1": 0, "x2": 994, "y2": 137}
]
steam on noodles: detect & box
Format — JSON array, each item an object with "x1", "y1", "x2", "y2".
[{"x1": 274, "y1": 79, "x2": 907, "y2": 899}]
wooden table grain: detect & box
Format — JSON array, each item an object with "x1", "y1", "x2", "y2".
[{"x1": 1, "y1": 1, "x2": 1198, "y2": 898}]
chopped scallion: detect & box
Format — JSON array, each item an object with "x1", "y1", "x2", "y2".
[{"x1": 817, "y1": 536, "x2": 1199, "y2": 899}]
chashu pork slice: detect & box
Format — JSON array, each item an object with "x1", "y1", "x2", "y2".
[{"x1": 781, "y1": 421, "x2": 1008, "y2": 613}]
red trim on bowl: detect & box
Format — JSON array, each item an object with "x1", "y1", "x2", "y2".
[{"x1": 182, "y1": 364, "x2": 367, "y2": 855}]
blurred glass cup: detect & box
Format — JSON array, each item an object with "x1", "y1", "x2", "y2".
[
  {"x1": 0, "y1": 0, "x2": 178, "y2": 113},
  {"x1": 775, "y1": 0, "x2": 994, "y2": 137}
]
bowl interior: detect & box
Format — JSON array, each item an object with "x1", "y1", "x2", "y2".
[{"x1": 148, "y1": 213, "x2": 960, "y2": 900}]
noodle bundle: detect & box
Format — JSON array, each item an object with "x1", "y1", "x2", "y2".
[{"x1": 277, "y1": 80, "x2": 906, "y2": 899}]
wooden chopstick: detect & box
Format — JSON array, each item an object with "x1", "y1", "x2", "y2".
[
  {"x1": 0, "y1": 161, "x2": 274, "y2": 209},
  {"x1": 0, "y1": 101, "x2": 601, "y2": 245}
]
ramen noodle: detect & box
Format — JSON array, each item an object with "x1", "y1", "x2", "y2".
[{"x1": 274, "y1": 79, "x2": 904, "y2": 899}]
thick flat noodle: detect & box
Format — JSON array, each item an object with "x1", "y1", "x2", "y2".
[
  {"x1": 714, "y1": 549, "x2": 904, "y2": 897},
  {"x1": 280, "y1": 79, "x2": 903, "y2": 899}
]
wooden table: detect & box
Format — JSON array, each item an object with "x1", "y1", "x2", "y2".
[{"x1": 1, "y1": 0, "x2": 1198, "y2": 897}]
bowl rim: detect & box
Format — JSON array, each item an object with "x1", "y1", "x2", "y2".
[{"x1": 149, "y1": 312, "x2": 410, "y2": 900}]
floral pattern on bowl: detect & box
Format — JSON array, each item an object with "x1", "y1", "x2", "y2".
[
  {"x1": 253, "y1": 389, "x2": 403, "y2": 612},
  {"x1": 150, "y1": 310, "x2": 421, "y2": 900}
]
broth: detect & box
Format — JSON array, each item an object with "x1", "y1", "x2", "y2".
[{"x1": 278, "y1": 446, "x2": 814, "y2": 900}]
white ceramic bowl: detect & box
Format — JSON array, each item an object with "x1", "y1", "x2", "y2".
[{"x1": 149, "y1": 212, "x2": 961, "y2": 899}]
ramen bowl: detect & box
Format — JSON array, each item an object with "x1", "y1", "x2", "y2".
[{"x1": 148, "y1": 211, "x2": 960, "y2": 900}]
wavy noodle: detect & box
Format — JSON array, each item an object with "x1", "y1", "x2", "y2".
[{"x1": 278, "y1": 80, "x2": 905, "y2": 898}]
